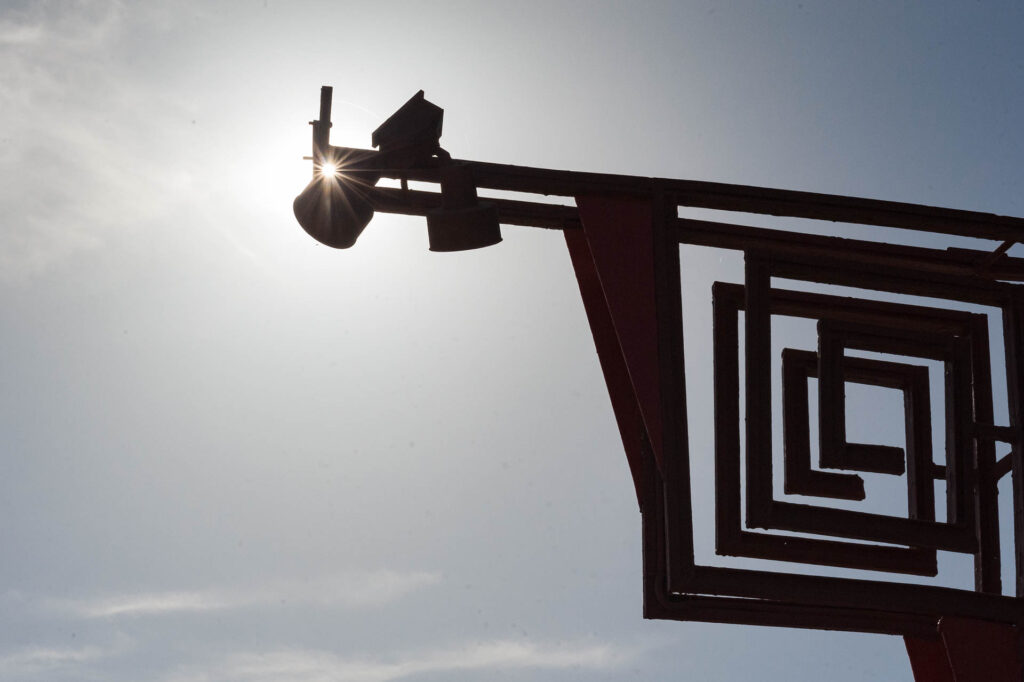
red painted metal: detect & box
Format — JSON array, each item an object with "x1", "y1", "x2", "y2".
[
  {"x1": 905, "y1": 618, "x2": 1022, "y2": 681},
  {"x1": 298, "y1": 88, "x2": 1024, "y2": 678},
  {"x1": 563, "y1": 225, "x2": 647, "y2": 507},
  {"x1": 905, "y1": 635, "x2": 956, "y2": 682},
  {"x1": 571, "y1": 196, "x2": 664, "y2": 474}
]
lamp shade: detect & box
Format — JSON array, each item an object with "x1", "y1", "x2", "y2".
[
  {"x1": 426, "y1": 164, "x2": 502, "y2": 252},
  {"x1": 292, "y1": 171, "x2": 380, "y2": 249}
]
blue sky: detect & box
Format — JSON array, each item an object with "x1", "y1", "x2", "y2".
[{"x1": 2, "y1": 2, "x2": 1023, "y2": 680}]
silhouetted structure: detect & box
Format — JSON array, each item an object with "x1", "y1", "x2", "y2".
[{"x1": 294, "y1": 86, "x2": 1024, "y2": 680}]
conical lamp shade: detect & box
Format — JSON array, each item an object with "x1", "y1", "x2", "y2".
[{"x1": 293, "y1": 172, "x2": 380, "y2": 249}]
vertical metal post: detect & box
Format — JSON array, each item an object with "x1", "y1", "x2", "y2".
[{"x1": 310, "y1": 85, "x2": 333, "y2": 176}]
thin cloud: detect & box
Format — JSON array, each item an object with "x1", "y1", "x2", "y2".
[
  {"x1": 47, "y1": 569, "x2": 441, "y2": 619},
  {"x1": 163, "y1": 638, "x2": 639, "y2": 682},
  {"x1": 0, "y1": 21, "x2": 44, "y2": 46},
  {"x1": 0, "y1": 645, "x2": 107, "y2": 674},
  {"x1": 62, "y1": 590, "x2": 225, "y2": 618},
  {"x1": 0, "y1": 636, "x2": 131, "y2": 679}
]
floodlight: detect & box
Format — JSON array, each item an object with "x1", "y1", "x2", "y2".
[
  {"x1": 426, "y1": 164, "x2": 502, "y2": 252},
  {"x1": 292, "y1": 164, "x2": 380, "y2": 249},
  {"x1": 294, "y1": 87, "x2": 502, "y2": 251}
]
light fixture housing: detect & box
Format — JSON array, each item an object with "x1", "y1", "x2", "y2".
[
  {"x1": 426, "y1": 164, "x2": 502, "y2": 252},
  {"x1": 292, "y1": 165, "x2": 380, "y2": 249},
  {"x1": 294, "y1": 87, "x2": 502, "y2": 251},
  {"x1": 371, "y1": 90, "x2": 443, "y2": 154}
]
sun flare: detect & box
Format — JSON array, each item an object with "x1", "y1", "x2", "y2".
[{"x1": 320, "y1": 162, "x2": 339, "y2": 178}]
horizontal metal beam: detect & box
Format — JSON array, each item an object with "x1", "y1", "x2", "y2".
[
  {"x1": 371, "y1": 186, "x2": 577, "y2": 230},
  {"x1": 367, "y1": 185, "x2": 1024, "y2": 285},
  {"x1": 337, "y1": 144, "x2": 1024, "y2": 242}
]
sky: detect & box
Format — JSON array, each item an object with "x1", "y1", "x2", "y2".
[{"x1": 2, "y1": 1, "x2": 1024, "y2": 680}]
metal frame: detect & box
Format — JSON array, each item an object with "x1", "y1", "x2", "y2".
[
  {"x1": 714, "y1": 286, "x2": 941, "y2": 577},
  {"x1": 315, "y1": 127, "x2": 1024, "y2": 637},
  {"x1": 554, "y1": 189, "x2": 1023, "y2": 635},
  {"x1": 781, "y1": 347, "x2": 931, "y2": 502},
  {"x1": 296, "y1": 84, "x2": 1024, "y2": 679}
]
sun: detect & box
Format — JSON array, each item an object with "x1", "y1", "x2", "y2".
[{"x1": 319, "y1": 161, "x2": 339, "y2": 178}]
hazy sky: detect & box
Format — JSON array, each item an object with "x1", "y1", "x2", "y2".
[{"x1": 2, "y1": 2, "x2": 1024, "y2": 681}]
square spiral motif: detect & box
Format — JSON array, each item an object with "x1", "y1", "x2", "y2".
[
  {"x1": 567, "y1": 191, "x2": 1024, "y2": 636},
  {"x1": 720, "y1": 272, "x2": 988, "y2": 550},
  {"x1": 646, "y1": 248, "x2": 1021, "y2": 636}
]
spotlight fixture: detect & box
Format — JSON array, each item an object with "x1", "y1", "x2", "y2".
[
  {"x1": 293, "y1": 86, "x2": 501, "y2": 251},
  {"x1": 292, "y1": 165, "x2": 379, "y2": 249},
  {"x1": 426, "y1": 164, "x2": 502, "y2": 252}
]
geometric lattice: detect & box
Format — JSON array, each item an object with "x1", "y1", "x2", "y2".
[
  {"x1": 647, "y1": 248, "x2": 1018, "y2": 636},
  {"x1": 299, "y1": 84, "x2": 1024, "y2": 656},
  {"x1": 713, "y1": 283, "x2": 942, "y2": 577},
  {"x1": 782, "y1": 347, "x2": 932, "y2": 501},
  {"x1": 714, "y1": 279, "x2": 986, "y2": 562}
]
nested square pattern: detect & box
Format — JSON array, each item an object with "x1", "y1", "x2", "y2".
[{"x1": 647, "y1": 251, "x2": 1020, "y2": 635}]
